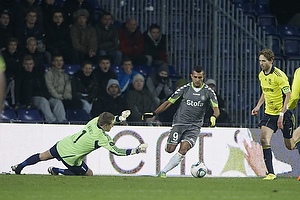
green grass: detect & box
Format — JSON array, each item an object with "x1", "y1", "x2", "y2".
[{"x1": 0, "y1": 174, "x2": 299, "y2": 200}]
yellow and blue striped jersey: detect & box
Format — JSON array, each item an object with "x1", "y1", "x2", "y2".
[
  {"x1": 259, "y1": 66, "x2": 290, "y2": 115},
  {"x1": 288, "y1": 67, "x2": 300, "y2": 110}
]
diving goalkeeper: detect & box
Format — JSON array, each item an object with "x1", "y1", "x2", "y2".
[{"x1": 11, "y1": 111, "x2": 148, "y2": 176}]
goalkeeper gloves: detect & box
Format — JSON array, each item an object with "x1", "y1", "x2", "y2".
[
  {"x1": 119, "y1": 110, "x2": 131, "y2": 122},
  {"x1": 142, "y1": 112, "x2": 156, "y2": 121},
  {"x1": 209, "y1": 115, "x2": 217, "y2": 127},
  {"x1": 130, "y1": 143, "x2": 148, "y2": 155}
]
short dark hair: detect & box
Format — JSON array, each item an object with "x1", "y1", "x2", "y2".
[
  {"x1": 98, "y1": 112, "x2": 114, "y2": 126},
  {"x1": 259, "y1": 49, "x2": 274, "y2": 62},
  {"x1": 101, "y1": 10, "x2": 113, "y2": 18},
  {"x1": 98, "y1": 55, "x2": 111, "y2": 63},
  {"x1": 149, "y1": 24, "x2": 160, "y2": 31},
  {"x1": 122, "y1": 56, "x2": 132, "y2": 65},
  {"x1": 192, "y1": 66, "x2": 204, "y2": 74},
  {"x1": 52, "y1": 54, "x2": 64, "y2": 61},
  {"x1": 23, "y1": 55, "x2": 34, "y2": 63},
  {"x1": 81, "y1": 60, "x2": 93, "y2": 68},
  {"x1": 7, "y1": 37, "x2": 18, "y2": 47}
]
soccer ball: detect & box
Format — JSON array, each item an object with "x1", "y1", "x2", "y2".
[{"x1": 191, "y1": 162, "x2": 207, "y2": 178}]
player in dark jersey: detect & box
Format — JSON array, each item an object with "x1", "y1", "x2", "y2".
[
  {"x1": 11, "y1": 111, "x2": 148, "y2": 176},
  {"x1": 252, "y1": 49, "x2": 295, "y2": 180},
  {"x1": 144, "y1": 66, "x2": 220, "y2": 178}
]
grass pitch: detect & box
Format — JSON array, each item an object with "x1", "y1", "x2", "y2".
[{"x1": 0, "y1": 174, "x2": 299, "y2": 200}]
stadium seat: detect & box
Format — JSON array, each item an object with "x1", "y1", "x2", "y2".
[
  {"x1": 66, "y1": 109, "x2": 90, "y2": 122},
  {"x1": 233, "y1": 2, "x2": 253, "y2": 14},
  {"x1": 278, "y1": 25, "x2": 300, "y2": 38},
  {"x1": 110, "y1": 65, "x2": 121, "y2": 74},
  {"x1": 168, "y1": 65, "x2": 177, "y2": 78},
  {"x1": 1, "y1": 109, "x2": 17, "y2": 122},
  {"x1": 257, "y1": 15, "x2": 277, "y2": 27},
  {"x1": 282, "y1": 37, "x2": 300, "y2": 57},
  {"x1": 17, "y1": 109, "x2": 43, "y2": 123},
  {"x1": 64, "y1": 64, "x2": 81, "y2": 78},
  {"x1": 253, "y1": 2, "x2": 270, "y2": 15},
  {"x1": 133, "y1": 65, "x2": 152, "y2": 78}
]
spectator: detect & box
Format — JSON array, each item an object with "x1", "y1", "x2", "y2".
[
  {"x1": 71, "y1": 61, "x2": 98, "y2": 117},
  {"x1": 159, "y1": 78, "x2": 187, "y2": 123},
  {"x1": 45, "y1": 9, "x2": 76, "y2": 64},
  {"x1": 40, "y1": 0, "x2": 60, "y2": 29},
  {"x1": 91, "y1": 79, "x2": 128, "y2": 118},
  {"x1": 93, "y1": 55, "x2": 117, "y2": 97},
  {"x1": 70, "y1": 8, "x2": 97, "y2": 64},
  {"x1": 63, "y1": 0, "x2": 95, "y2": 26},
  {"x1": 0, "y1": 0, "x2": 22, "y2": 28},
  {"x1": 15, "y1": 55, "x2": 66, "y2": 123},
  {"x1": 0, "y1": 10, "x2": 14, "y2": 51},
  {"x1": 117, "y1": 57, "x2": 139, "y2": 94},
  {"x1": 204, "y1": 79, "x2": 231, "y2": 126},
  {"x1": 19, "y1": 0, "x2": 43, "y2": 26},
  {"x1": 119, "y1": 18, "x2": 149, "y2": 65},
  {"x1": 146, "y1": 64, "x2": 173, "y2": 107},
  {"x1": 2, "y1": 37, "x2": 22, "y2": 107},
  {"x1": 21, "y1": 37, "x2": 49, "y2": 75},
  {"x1": 95, "y1": 10, "x2": 122, "y2": 65},
  {"x1": 16, "y1": 9, "x2": 45, "y2": 52},
  {"x1": 125, "y1": 73, "x2": 158, "y2": 124},
  {"x1": 143, "y1": 24, "x2": 168, "y2": 67},
  {"x1": 45, "y1": 54, "x2": 82, "y2": 110}
]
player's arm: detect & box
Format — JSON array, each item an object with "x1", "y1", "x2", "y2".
[
  {"x1": 278, "y1": 90, "x2": 291, "y2": 129},
  {"x1": 288, "y1": 68, "x2": 300, "y2": 110},
  {"x1": 103, "y1": 140, "x2": 148, "y2": 156},
  {"x1": 252, "y1": 93, "x2": 265, "y2": 116},
  {"x1": 154, "y1": 100, "x2": 173, "y2": 115}
]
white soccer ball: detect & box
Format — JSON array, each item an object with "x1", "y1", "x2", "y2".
[{"x1": 191, "y1": 162, "x2": 207, "y2": 178}]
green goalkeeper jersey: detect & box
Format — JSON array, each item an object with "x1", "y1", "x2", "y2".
[{"x1": 56, "y1": 117, "x2": 128, "y2": 166}]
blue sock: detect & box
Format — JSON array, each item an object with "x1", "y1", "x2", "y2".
[
  {"x1": 263, "y1": 147, "x2": 274, "y2": 174},
  {"x1": 60, "y1": 169, "x2": 75, "y2": 175},
  {"x1": 15, "y1": 154, "x2": 41, "y2": 174}
]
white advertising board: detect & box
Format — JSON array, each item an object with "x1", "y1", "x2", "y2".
[{"x1": 0, "y1": 123, "x2": 295, "y2": 177}]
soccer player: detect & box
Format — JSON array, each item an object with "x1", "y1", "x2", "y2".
[
  {"x1": 144, "y1": 66, "x2": 220, "y2": 178},
  {"x1": 251, "y1": 49, "x2": 294, "y2": 180},
  {"x1": 11, "y1": 111, "x2": 148, "y2": 176},
  {"x1": 288, "y1": 67, "x2": 300, "y2": 181}
]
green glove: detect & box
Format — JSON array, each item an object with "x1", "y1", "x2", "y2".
[{"x1": 209, "y1": 115, "x2": 217, "y2": 127}]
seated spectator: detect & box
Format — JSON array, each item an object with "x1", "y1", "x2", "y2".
[
  {"x1": 41, "y1": 0, "x2": 60, "y2": 29},
  {"x1": 93, "y1": 55, "x2": 117, "y2": 97},
  {"x1": 21, "y1": 37, "x2": 49, "y2": 75},
  {"x1": 146, "y1": 64, "x2": 173, "y2": 107},
  {"x1": 15, "y1": 55, "x2": 66, "y2": 123},
  {"x1": 70, "y1": 8, "x2": 97, "y2": 64},
  {"x1": 0, "y1": 10, "x2": 14, "y2": 51},
  {"x1": 91, "y1": 79, "x2": 128, "y2": 118},
  {"x1": 117, "y1": 57, "x2": 139, "y2": 94},
  {"x1": 143, "y1": 24, "x2": 168, "y2": 67},
  {"x1": 45, "y1": 9, "x2": 76, "y2": 64},
  {"x1": 0, "y1": 0, "x2": 22, "y2": 28},
  {"x1": 19, "y1": 0, "x2": 43, "y2": 26},
  {"x1": 45, "y1": 54, "x2": 82, "y2": 110},
  {"x1": 95, "y1": 10, "x2": 122, "y2": 65},
  {"x1": 16, "y1": 9, "x2": 45, "y2": 52},
  {"x1": 2, "y1": 37, "x2": 22, "y2": 107},
  {"x1": 204, "y1": 79, "x2": 231, "y2": 126},
  {"x1": 119, "y1": 18, "x2": 149, "y2": 65},
  {"x1": 63, "y1": 0, "x2": 95, "y2": 26},
  {"x1": 71, "y1": 61, "x2": 98, "y2": 117},
  {"x1": 125, "y1": 74, "x2": 159, "y2": 125},
  {"x1": 159, "y1": 78, "x2": 186, "y2": 123}
]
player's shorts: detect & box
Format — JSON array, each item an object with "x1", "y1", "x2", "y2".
[
  {"x1": 49, "y1": 144, "x2": 89, "y2": 175},
  {"x1": 167, "y1": 125, "x2": 200, "y2": 148},
  {"x1": 258, "y1": 110, "x2": 295, "y2": 139}
]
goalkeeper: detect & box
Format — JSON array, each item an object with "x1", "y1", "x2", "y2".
[
  {"x1": 143, "y1": 66, "x2": 219, "y2": 178},
  {"x1": 11, "y1": 111, "x2": 148, "y2": 176}
]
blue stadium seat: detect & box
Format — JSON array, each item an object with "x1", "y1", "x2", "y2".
[
  {"x1": 233, "y1": 2, "x2": 253, "y2": 14},
  {"x1": 1, "y1": 109, "x2": 17, "y2": 122},
  {"x1": 278, "y1": 25, "x2": 300, "y2": 38},
  {"x1": 257, "y1": 15, "x2": 277, "y2": 27},
  {"x1": 66, "y1": 109, "x2": 90, "y2": 122},
  {"x1": 64, "y1": 64, "x2": 81, "y2": 78},
  {"x1": 133, "y1": 65, "x2": 152, "y2": 78},
  {"x1": 253, "y1": 2, "x2": 270, "y2": 15},
  {"x1": 110, "y1": 65, "x2": 121, "y2": 74},
  {"x1": 17, "y1": 109, "x2": 43, "y2": 123},
  {"x1": 168, "y1": 65, "x2": 177, "y2": 78},
  {"x1": 283, "y1": 37, "x2": 300, "y2": 57}
]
